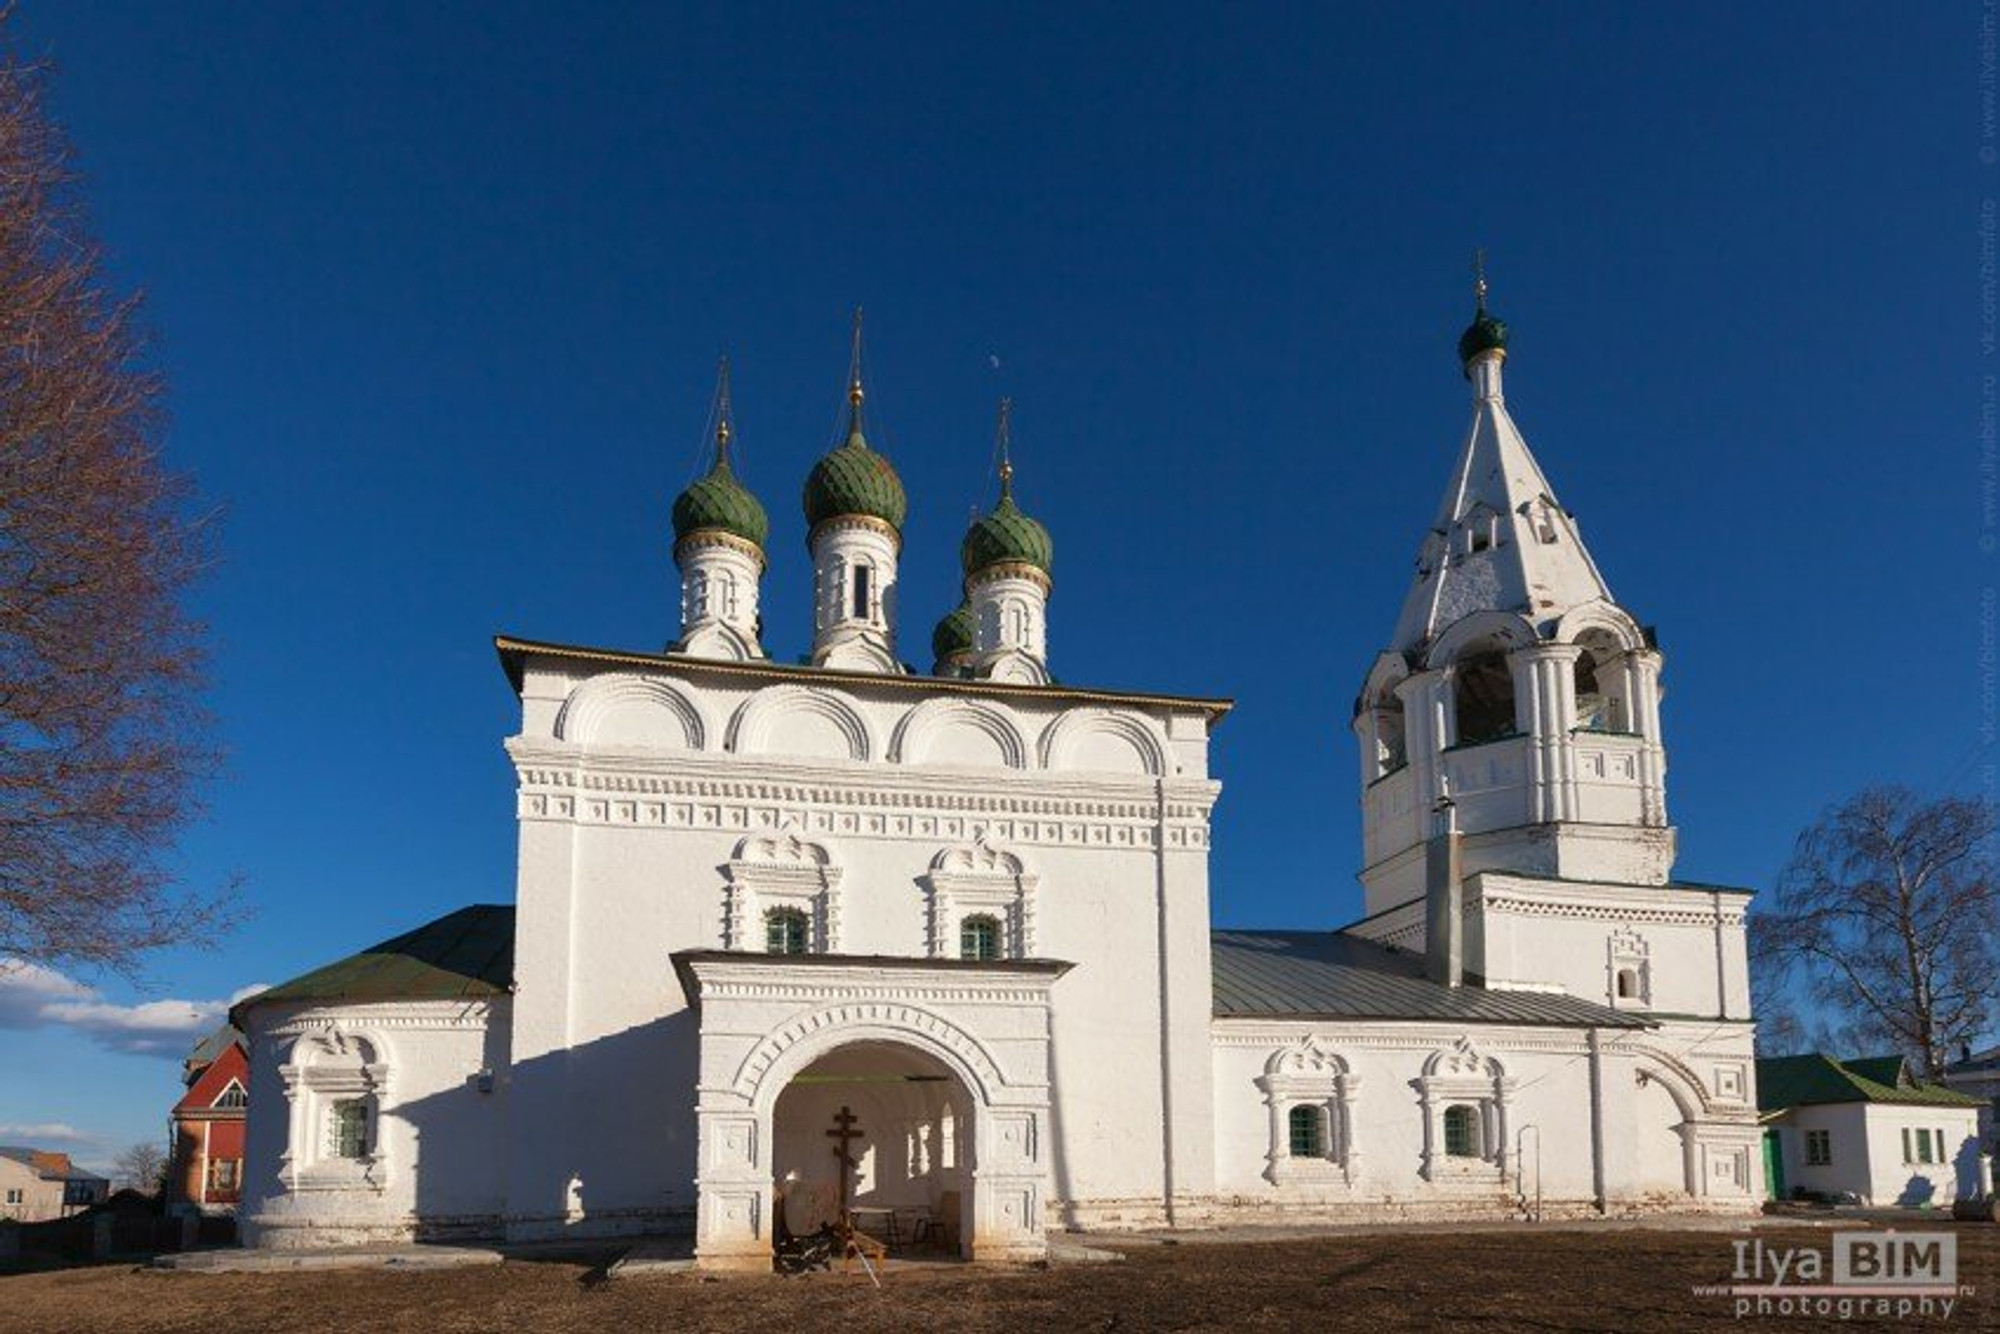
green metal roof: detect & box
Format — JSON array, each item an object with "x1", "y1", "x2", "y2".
[
  {"x1": 1458, "y1": 308, "x2": 1507, "y2": 371},
  {"x1": 802, "y1": 426, "x2": 908, "y2": 535},
  {"x1": 673, "y1": 457, "x2": 769, "y2": 551},
  {"x1": 1841, "y1": 1055, "x2": 1908, "y2": 1087},
  {"x1": 961, "y1": 486, "x2": 1053, "y2": 580},
  {"x1": 233, "y1": 904, "x2": 514, "y2": 1023},
  {"x1": 1755, "y1": 1053, "x2": 1982, "y2": 1113},
  {"x1": 931, "y1": 599, "x2": 975, "y2": 664}
]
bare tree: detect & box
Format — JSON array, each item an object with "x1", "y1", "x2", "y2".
[
  {"x1": 0, "y1": 26, "x2": 230, "y2": 975},
  {"x1": 113, "y1": 1140, "x2": 166, "y2": 1196},
  {"x1": 1751, "y1": 786, "x2": 1999, "y2": 1077}
]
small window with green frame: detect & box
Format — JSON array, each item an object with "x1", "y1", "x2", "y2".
[
  {"x1": 765, "y1": 907, "x2": 810, "y2": 956},
  {"x1": 959, "y1": 914, "x2": 1001, "y2": 962},
  {"x1": 1443, "y1": 1103, "x2": 1479, "y2": 1158},
  {"x1": 1287, "y1": 1104, "x2": 1324, "y2": 1158},
  {"x1": 329, "y1": 1099, "x2": 369, "y2": 1159}
]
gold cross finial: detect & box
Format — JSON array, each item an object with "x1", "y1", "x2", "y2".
[
  {"x1": 847, "y1": 306, "x2": 865, "y2": 409},
  {"x1": 996, "y1": 397, "x2": 1014, "y2": 498},
  {"x1": 714, "y1": 355, "x2": 733, "y2": 465},
  {"x1": 1473, "y1": 248, "x2": 1489, "y2": 313}
]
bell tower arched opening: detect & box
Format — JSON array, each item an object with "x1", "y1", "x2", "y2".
[{"x1": 1451, "y1": 646, "x2": 1517, "y2": 746}]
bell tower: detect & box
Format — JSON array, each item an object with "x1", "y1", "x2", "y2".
[{"x1": 1354, "y1": 268, "x2": 1670, "y2": 916}]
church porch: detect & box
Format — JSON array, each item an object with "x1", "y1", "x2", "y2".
[{"x1": 671, "y1": 951, "x2": 1069, "y2": 1271}]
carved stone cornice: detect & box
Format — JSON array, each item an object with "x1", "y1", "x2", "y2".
[
  {"x1": 508, "y1": 743, "x2": 1217, "y2": 850},
  {"x1": 1473, "y1": 891, "x2": 1745, "y2": 929},
  {"x1": 674, "y1": 528, "x2": 767, "y2": 571},
  {"x1": 966, "y1": 561, "x2": 1052, "y2": 596},
  {"x1": 260, "y1": 1002, "x2": 502, "y2": 1037},
  {"x1": 1210, "y1": 1023, "x2": 1593, "y2": 1057},
  {"x1": 507, "y1": 738, "x2": 1219, "y2": 806}
]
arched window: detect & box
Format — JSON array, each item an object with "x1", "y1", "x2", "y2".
[
  {"x1": 1616, "y1": 968, "x2": 1640, "y2": 1000},
  {"x1": 765, "y1": 907, "x2": 810, "y2": 956},
  {"x1": 959, "y1": 914, "x2": 1001, "y2": 962},
  {"x1": 1287, "y1": 1104, "x2": 1324, "y2": 1158},
  {"x1": 1572, "y1": 631, "x2": 1630, "y2": 733},
  {"x1": 1443, "y1": 1104, "x2": 1479, "y2": 1158},
  {"x1": 852, "y1": 564, "x2": 871, "y2": 619},
  {"x1": 688, "y1": 569, "x2": 710, "y2": 621},
  {"x1": 1005, "y1": 600, "x2": 1028, "y2": 645},
  {"x1": 1452, "y1": 649, "x2": 1517, "y2": 746},
  {"x1": 1371, "y1": 688, "x2": 1407, "y2": 777}
]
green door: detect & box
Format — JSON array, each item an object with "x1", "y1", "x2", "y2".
[{"x1": 1762, "y1": 1128, "x2": 1785, "y2": 1201}]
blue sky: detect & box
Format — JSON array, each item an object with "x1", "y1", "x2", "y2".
[{"x1": 0, "y1": 3, "x2": 1984, "y2": 1170}]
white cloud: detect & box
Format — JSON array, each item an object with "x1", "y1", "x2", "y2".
[
  {"x1": 0, "y1": 961, "x2": 92, "y2": 1028},
  {"x1": 0, "y1": 959, "x2": 259, "y2": 1058},
  {"x1": 0, "y1": 1122, "x2": 96, "y2": 1145}
]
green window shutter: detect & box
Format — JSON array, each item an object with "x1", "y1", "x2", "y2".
[
  {"x1": 1902, "y1": 1128, "x2": 1914, "y2": 1164},
  {"x1": 959, "y1": 915, "x2": 1001, "y2": 962},
  {"x1": 1287, "y1": 1104, "x2": 1322, "y2": 1157}
]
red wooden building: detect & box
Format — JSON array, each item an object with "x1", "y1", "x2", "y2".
[{"x1": 169, "y1": 1025, "x2": 248, "y2": 1213}]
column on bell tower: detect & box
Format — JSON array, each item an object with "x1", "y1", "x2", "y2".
[{"x1": 1511, "y1": 641, "x2": 1583, "y2": 826}]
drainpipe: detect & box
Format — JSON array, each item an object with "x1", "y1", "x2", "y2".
[
  {"x1": 1588, "y1": 1028, "x2": 1607, "y2": 1212},
  {"x1": 1425, "y1": 791, "x2": 1463, "y2": 988}
]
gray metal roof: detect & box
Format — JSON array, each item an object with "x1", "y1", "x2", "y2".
[
  {"x1": 1947, "y1": 1043, "x2": 2000, "y2": 1075},
  {"x1": 1211, "y1": 929, "x2": 1652, "y2": 1028}
]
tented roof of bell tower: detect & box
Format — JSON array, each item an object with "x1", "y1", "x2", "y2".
[{"x1": 1389, "y1": 309, "x2": 1615, "y2": 656}]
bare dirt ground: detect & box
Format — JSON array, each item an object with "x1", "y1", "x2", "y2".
[{"x1": 2, "y1": 1223, "x2": 1995, "y2": 1334}]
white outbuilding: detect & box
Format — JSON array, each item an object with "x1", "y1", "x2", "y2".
[{"x1": 1758, "y1": 1053, "x2": 1987, "y2": 1207}]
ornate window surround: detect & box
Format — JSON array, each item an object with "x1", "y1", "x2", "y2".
[
  {"x1": 278, "y1": 1028, "x2": 389, "y2": 1194},
  {"x1": 724, "y1": 830, "x2": 843, "y2": 953},
  {"x1": 920, "y1": 836, "x2": 1037, "y2": 960},
  {"x1": 1414, "y1": 1038, "x2": 1512, "y2": 1186},
  {"x1": 1608, "y1": 927, "x2": 1652, "y2": 1008},
  {"x1": 1257, "y1": 1038, "x2": 1361, "y2": 1188}
]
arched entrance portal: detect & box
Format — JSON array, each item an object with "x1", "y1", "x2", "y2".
[
  {"x1": 677, "y1": 951, "x2": 1064, "y2": 1271},
  {"x1": 771, "y1": 1041, "x2": 976, "y2": 1257}
]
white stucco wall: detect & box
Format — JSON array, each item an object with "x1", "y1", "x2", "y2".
[
  {"x1": 500, "y1": 652, "x2": 1222, "y2": 1240},
  {"x1": 1209, "y1": 1018, "x2": 1759, "y2": 1220},
  {"x1": 1771, "y1": 1103, "x2": 1983, "y2": 1207},
  {"x1": 238, "y1": 998, "x2": 510, "y2": 1248},
  {"x1": 1855, "y1": 1105, "x2": 1983, "y2": 1207}
]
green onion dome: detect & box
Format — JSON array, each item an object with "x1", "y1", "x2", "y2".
[
  {"x1": 802, "y1": 385, "x2": 908, "y2": 535},
  {"x1": 1457, "y1": 308, "x2": 1508, "y2": 372},
  {"x1": 961, "y1": 471, "x2": 1053, "y2": 580},
  {"x1": 673, "y1": 446, "x2": 769, "y2": 552},
  {"x1": 931, "y1": 599, "x2": 976, "y2": 665}
]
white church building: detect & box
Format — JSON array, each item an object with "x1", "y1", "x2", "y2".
[{"x1": 234, "y1": 296, "x2": 1764, "y2": 1264}]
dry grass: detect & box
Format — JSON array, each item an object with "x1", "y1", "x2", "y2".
[{"x1": 2, "y1": 1224, "x2": 1995, "y2": 1333}]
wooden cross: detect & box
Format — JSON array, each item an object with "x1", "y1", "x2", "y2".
[{"x1": 826, "y1": 1104, "x2": 864, "y2": 1212}]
